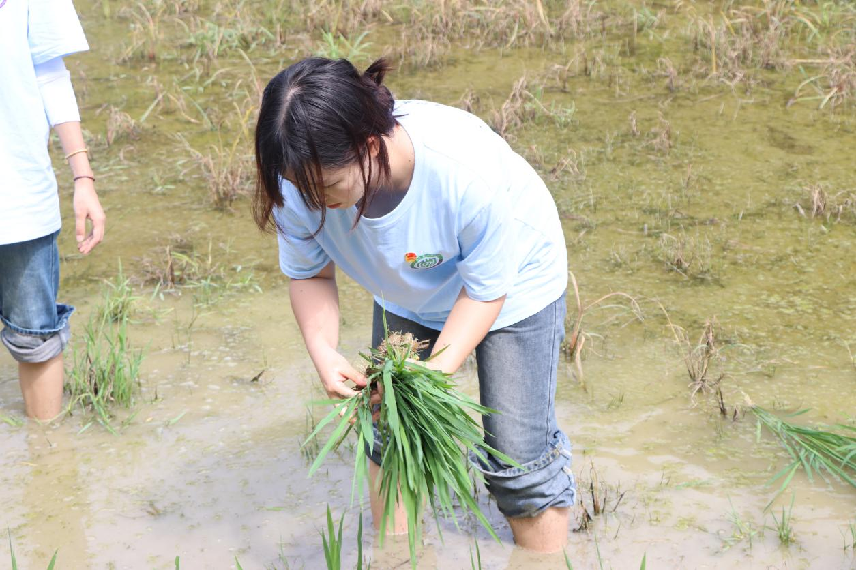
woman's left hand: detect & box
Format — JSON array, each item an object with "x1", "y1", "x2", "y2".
[{"x1": 73, "y1": 179, "x2": 105, "y2": 254}]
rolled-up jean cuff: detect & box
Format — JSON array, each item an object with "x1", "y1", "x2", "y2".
[
  {"x1": 468, "y1": 430, "x2": 576, "y2": 519},
  {"x1": 0, "y1": 304, "x2": 74, "y2": 363}
]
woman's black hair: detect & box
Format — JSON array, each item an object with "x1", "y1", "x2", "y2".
[{"x1": 253, "y1": 57, "x2": 396, "y2": 234}]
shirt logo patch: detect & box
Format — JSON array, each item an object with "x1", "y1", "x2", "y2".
[{"x1": 405, "y1": 252, "x2": 443, "y2": 269}]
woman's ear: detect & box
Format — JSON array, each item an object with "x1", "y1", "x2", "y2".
[{"x1": 367, "y1": 135, "x2": 381, "y2": 158}]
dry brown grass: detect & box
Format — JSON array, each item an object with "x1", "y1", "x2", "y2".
[
  {"x1": 794, "y1": 183, "x2": 856, "y2": 222},
  {"x1": 488, "y1": 75, "x2": 575, "y2": 139},
  {"x1": 652, "y1": 232, "x2": 719, "y2": 282},
  {"x1": 564, "y1": 271, "x2": 643, "y2": 386},
  {"x1": 791, "y1": 46, "x2": 856, "y2": 109},
  {"x1": 663, "y1": 312, "x2": 724, "y2": 400},
  {"x1": 104, "y1": 106, "x2": 141, "y2": 146}
]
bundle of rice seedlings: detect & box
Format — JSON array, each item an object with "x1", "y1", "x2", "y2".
[
  {"x1": 750, "y1": 402, "x2": 856, "y2": 504},
  {"x1": 304, "y1": 332, "x2": 518, "y2": 566}
]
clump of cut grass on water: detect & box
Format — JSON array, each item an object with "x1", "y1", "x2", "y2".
[
  {"x1": 747, "y1": 397, "x2": 856, "y2": 504},
  {"x1": 304, "y1": 331, "x2": 519, "y2": 567},
  {"x1": 65, "y1": 280, "x2": 144, "y2": 432}
]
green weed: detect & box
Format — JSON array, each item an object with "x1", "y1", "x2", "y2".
[
  {"x1": 321, "y1": 505, "x2": 344, "y2": 570},
  {"x1": 65, "y1": 286, "x2": 144, "y2": 431},
  {"x1": 316, "y1": 30, "x2": 372, "y2": 61},
  {"x1": 99, "y1": 263, "x2": 138, "y2": 323},
  {"x1": 769, "y1": 494, "x2": 796, "y2": 546},
  {"x1": 7, "y1": 531, "x2": 57, "y2": 570}
]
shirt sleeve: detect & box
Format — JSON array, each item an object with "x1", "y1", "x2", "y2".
[
  {"x1": 456, "y1": 182, "x2": 516, "y2": 302},
  {"x1": 275, "y1": 181, "x2": 331, "y2": 279},
  {"x1": 28, "y1": 0, "x2": 90, "y2": 66},
  {"x1": 34, "y1": 57, "x2": 81, "y2": 127}
]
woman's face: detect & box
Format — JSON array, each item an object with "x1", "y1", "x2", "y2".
[{"x1": 318, "y1": 162, "x2": 368, "y2": 210}]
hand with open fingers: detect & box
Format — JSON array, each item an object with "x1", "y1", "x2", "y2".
[
  {"x1": 315, "y1": 345, "x2": 367, "y2": 400},
  {"x1": 73, "y1": 178, "x2": 105, "y2": 254}
]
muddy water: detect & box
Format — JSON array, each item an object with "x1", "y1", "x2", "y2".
[{"x1": 2, "y1": 1, "x2": 856, "y2": 569}]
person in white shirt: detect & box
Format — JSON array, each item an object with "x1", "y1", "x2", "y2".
[
  {"x1": 253, "y1": 57, "x2": 575, "y2": 552},
  {"x1": 0, "y1": 0, "x2": 105, "y2": 420}
]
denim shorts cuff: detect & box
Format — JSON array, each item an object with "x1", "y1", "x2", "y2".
[
  {"x1": 468, "y1": 431, "x2": 576, "y2": 518},
  {"x1": 0, "y1": 303, "x2": 75, "y2": 337},
  {"x1": 0, "y1": 305, "x2": 74, "y2": 363}
]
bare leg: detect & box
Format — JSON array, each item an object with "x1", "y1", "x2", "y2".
[
  {"x1": 368, "y1": 461, "x2": 408, "y2": 536},
  {"x1": 507, "y1": 506, "x2": 570, "y2": 553},
  {"x1": 19, "y1": 354, "x2": 64, "y2": 420}
]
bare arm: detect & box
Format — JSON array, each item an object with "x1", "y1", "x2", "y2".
[
  {"x1": 54, "y1": 121, "x2": 104, "y2": 254},
  {"x1": 290, "y1": 261, "x2": 366, "y2": 398},
  {"x1": 429, "y1": 288, "x2": 506, "y2": 374}
]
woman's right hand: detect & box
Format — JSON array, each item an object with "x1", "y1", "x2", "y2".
[{"x1": 312, "y1": 345, "x2": 368, "y2": 399}]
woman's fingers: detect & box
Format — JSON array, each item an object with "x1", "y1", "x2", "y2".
[{"x1": 340, "y1": 364, "x2": 367, "y2": 388}]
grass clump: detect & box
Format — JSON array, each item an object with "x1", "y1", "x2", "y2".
[
  {"x1": 769, "y1": 493, "x2": 796, "y2": 546},
  {"x1": 65, "y1": 281, "x2": 144, "y2": 431},
  {"x1": 304, "y1": 331, "x2": 518, "y2": 567}
]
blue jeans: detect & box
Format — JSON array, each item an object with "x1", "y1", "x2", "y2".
[
  {"x1": 0, "y1": 231, "x2": 74, "y2": 363},
  {"x1": 369, "y1": 295, "x2": 576, "y2": 518}
]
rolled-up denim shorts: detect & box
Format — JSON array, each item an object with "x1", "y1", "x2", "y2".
[
  {"x1": 368, "y1": 294, "x2": 576, "y2": 519},
  {"x1": 0, "y1": 231, "x2": 74, "y2": 363}
]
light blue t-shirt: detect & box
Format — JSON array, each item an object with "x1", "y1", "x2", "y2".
[
  {"x1": 0, "y1": 0, "x2": 89, "y2": 245},
  {"x1": 276, "y1": 100, "x2": 567, "y2": 331}
]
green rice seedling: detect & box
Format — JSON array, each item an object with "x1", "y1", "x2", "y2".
[
  {"x1": 316, "y1": 30, "x2": 372, "y2": 61},
  {"x1": 844, "y1": 520, "x2": 856, "y2": 550},
  {"x1": 65, "y1": 293, "x2": 144, "y2": 431},
  {"x1": 99, "y1": 262, "x2": 138, "y2": 323},
  {"x1": 304, "y1": 332, "x2": 519, "y2": 568},
  {"x1": 7, "y1": 532, "x2": 57, "y2": 570},
  {"x1": 768, "y1": 493, "x2": 796, "y2": 546},
  {"x1": 749, "y1": 401, "x2": 856, "y2": 504},
  {"x1": 301, "y1": 407, "x2": 322, "y2": 464},
  {"x1": 7, "y1": 531, "x2": 14, "y2": 570},
  {"x1": 356, "y1": 510, "x2": 368, "y2": 570},
  {"x1": 722, "y1": 496, "x2": 762, "y2": 551},
  {"x1": 321, "y1": 505, "x2": 344, "y2": 570},
  {"x1": 469, "y1": 538, "x2": 482, "y2": 570}
]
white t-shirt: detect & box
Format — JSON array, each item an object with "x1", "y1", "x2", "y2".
[
  {"x1": 0, "y1": 0, "x2": 89, "y2": 245},
  {"x1": 276, "y1": 100, "x2": 567, "y2": 331}
]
